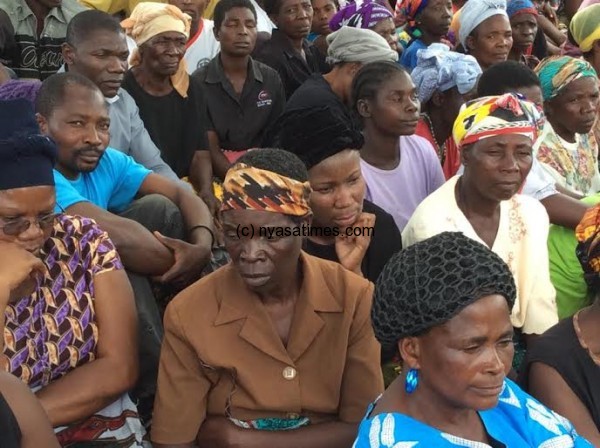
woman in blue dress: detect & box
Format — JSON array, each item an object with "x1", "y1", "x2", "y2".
[{"x1": 354, "y1": 231, "x2": 594, "y2": 447}]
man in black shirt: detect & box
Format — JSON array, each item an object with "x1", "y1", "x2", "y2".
[
  {"x1": 193, "y1": 0, "x2": 285, "y2": 180},
  {"x1": 120, "y1": 2, "x2": 216, "y2": 213},
  {"x1": 253, "y1": 0, "x2": 328, "y2": 98}
]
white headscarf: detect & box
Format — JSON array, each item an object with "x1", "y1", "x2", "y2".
[
  {"x1": 458, "y1": 0, "x2": 508, "y2": 48},
  {"x1": 326, "y1": 26, "x2": 398, "y2": 65},
  {"x1": 411, "y1": 43, "x2": 482, "y2": 103}
]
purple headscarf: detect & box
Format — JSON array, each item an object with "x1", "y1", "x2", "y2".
[
  {"x1": 0, "y1": 79, "x2": 42, "y2": 105},
  {"x1": 329, "y1": 0, "x2": 393, "y2": 32}
]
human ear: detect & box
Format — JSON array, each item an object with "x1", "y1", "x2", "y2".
[
  {"x1": 356, "y1": 99, "x2": 371, "y2": 118},
  {"x1": 61, "y1": 43, "x2": 75, "y2": 66},
  {"x1": 466, "y1": 35, "x2": 476, "y2": 52},
  {"x1": 399, "y1": 337, "x2": 422, "y2": 370},
  {"x1": 36, "y1": 113, "x2": 49, "y2": 135}
]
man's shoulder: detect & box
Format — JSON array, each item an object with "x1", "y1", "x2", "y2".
[{"x1": 61, "y1": 0, "x2": 89, "y2": 17}]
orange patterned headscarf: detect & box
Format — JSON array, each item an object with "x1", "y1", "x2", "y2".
[
  {"x1": 576, "y1": 204, "x2": 600, "y2": 292},
  {"x1": 220, "y1": 164, "x2": 312, "y2": 218}
]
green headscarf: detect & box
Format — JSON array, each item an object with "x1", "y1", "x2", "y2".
[{"x1": 534, "y1": 55, "x2": 597, "y2": 101}]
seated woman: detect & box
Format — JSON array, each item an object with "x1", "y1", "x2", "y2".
[
  {"x1": 569, "y1": 4, "x2": 600, "y2": 145},
  {"x1": 396, "y1": 0, "x2": 453, "y2": 71},
  {"x1": 0, "y1": 99, "x2": 143, "y2": 445},
  {"x1": 520, "y1": 205, "x2": 600, "y2": 446},
  {"x1": 151, "y1": 149, "x2": 384, "y2": 447},
  {"x1": 403, "y1": 94, "x2": 558, "y2": 366},
  {"x1": 329, "y1": 0, "x2": 398, "y2": 52},
  {"x1": 534, "y1": 56, "x2": 600, "y2": 198},
  {"x1": 279, "y1": 105, "x2": 401, "y2": 282},
  {"x1": 0, "y1": 244, "x2": 60, "y2": 448},
  {"x1": 411, "y1": 42, "x2": 481, "y2": 178},
  {"x1": 457, "y1": 0, "x2": 513, "y2": 70},
  {"x1": 353, "y1": 232, "x2": 594, "y2": 447},
  {"x1": 506, "y1": 0, "x2": 544, "y2": 68},
  {"x1": 353, "y1": 61, "x2": 445, "y2": 232}
]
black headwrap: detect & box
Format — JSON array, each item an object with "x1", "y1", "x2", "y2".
[
  {"x1": 373, "y1": 232, "x2": 517, "y2": 354},
  {"x1": 0, "y1": 99, "x2": 57, "y2": 190},
  {"x1": 279, "y1": 106, "x2": 364, "y2": 170}
]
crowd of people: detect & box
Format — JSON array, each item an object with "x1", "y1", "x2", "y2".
[{"x1": 0, "y1": 0, "x2": 599, "y2": 446}]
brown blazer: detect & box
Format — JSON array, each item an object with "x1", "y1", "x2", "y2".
[{"x1": 151, "y1": 252, "x2": 384, "y2": 445}]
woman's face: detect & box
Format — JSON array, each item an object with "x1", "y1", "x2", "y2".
[
  {"x1": 311, "y1": 0, "x2": 337, "y2": 35},
  {"x1": 371, "y1": 17, "x2": 398, "y2": 51},
  {"x1": 546, "y1": 76, "x2": 600, "y2": 137},
  {"x1": 467, "y1": 15, "x2": 513, "y2": 69},
  {"x1": 221, "y1": 209, "x2": 305, "y2": 293},
  {"x1": 0, "y1": 186, "x2": 56, "y2": 257},
  {"x1": 510, "y1": 13, "x2": 537, "y2": 50},
  {"x1": 462, "y1": 133, "x2": 533, "y2": 202},
  {"x1": 418, "y1": 0, "x2": 453, "y2": 37},
  {"x1": 361, "y1": 70, "x2": 420, "y2": 137},
  {"x1": 411, "y1": 294, "x2": 514, "y2": 411},
  {"x1": 309, "y1": 150, "x2": 365, "y2": 229}
]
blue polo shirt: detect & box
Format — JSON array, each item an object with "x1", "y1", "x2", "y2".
[{"x1": 54, "y1": 147, "x2": 152, "y2": 213}]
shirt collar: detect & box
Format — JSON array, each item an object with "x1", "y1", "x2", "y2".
[
  {"x1": 270, "y1": 29, "x2": 310, "y2": 59},
  {"x1": 205, "y1": 55, "x2": 264, "y2": 84},
  {"x1": 15, "y1": 0, "x2": 68, "y2": 24}
]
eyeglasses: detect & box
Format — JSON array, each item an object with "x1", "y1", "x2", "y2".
[{"x1": 0, "y1": 213, "x2": 61, "y2": 236}]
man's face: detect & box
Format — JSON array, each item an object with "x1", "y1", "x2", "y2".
[
  {"x1": 272, "y1": 0, "x2": 313, "y2": 40},
  {"x1": 62, "y1": 29, "x2": 129, "y2": 98},
  {"x1": 215, "y1": 7, "x2": 258, "y2": 56},
  {"x1": 169, "y1": 0, "x2": 208, "y2": 26},
  {"x1": 37, "y1": 84, "x2": 110, "y2": 179}
]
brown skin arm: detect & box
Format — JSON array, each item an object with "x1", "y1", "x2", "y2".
[
  {"x1": 208, "y1": 130, "x2": 231, "y2": 181},
  {"x1": 528, "y1": 362, "x2": 600, "y2": 446},
  {"x1": 36, "y1": 269, "x2": 138, "y2": 427},
  {"x1": 540, "y1": 193, "x2": 588, "y2": 229},
  {"x1": 66, "y1": 201, "x2": 174, "y2": 275},
  {"x1": 0, "y1": 372, "x2": 60, "y2": 448},
  {"x1": 189, "y1": 150, "x2": 220, "y2": 217},
  {"x1": 564, "y1": 0, "x2": 583, "y2": 20},
  {"x1": 537, "y1": 14, "x2": 566, "y2": 46},
  {"x1": 138, "y1": 173, "x2": 214, "y2": 246}
]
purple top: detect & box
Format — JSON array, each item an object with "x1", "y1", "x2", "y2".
[{"x1": 360, "y1": 134, "x2": 445, "y2": 231}]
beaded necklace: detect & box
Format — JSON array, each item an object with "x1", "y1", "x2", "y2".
[{"x1": 422, "y1": 113, "x2": 447, "y2": 165}]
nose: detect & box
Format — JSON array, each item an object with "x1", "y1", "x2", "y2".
[
  {"x1": 500, "y1": 152, "x2": 519, "y2": 172},
  {"x1": 18, "y1": 219, "x2": 45, "y2": 242},
  {"x1": 297, "y1": 6, "x2": 310, "y2": 19},
  {"x1": 107, "y1": 57, "x2": 127, "y2": 74},
  {"x1": 406, "y1": 96, "x2": 419, "y2": 114},
  {"x1": 334, "y1": 186, "x2": 354, "y2": 209},
  {"x1": 239, "y1": 238, "x2": 265, "y2": 262},
  {"x1": 84, "y1": 125, "x2": 103, "y2": 147},
  {"x1": 581, "y1": 97, "x2": 598, "y2": 115},
  {"x1": 484, "y1": 347, "x2": 506, "y2": 375}
]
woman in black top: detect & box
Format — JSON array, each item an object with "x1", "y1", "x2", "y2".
[
  {"x1": 279, "y1": 105, "x2": 401, "y2": 282},
  {"x1": 520, "y1": 204, "x2": 600, "y2": 446}
]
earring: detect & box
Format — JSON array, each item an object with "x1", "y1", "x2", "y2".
[{"x1": 404, "y1": 368, "x2": 419, "y2": 394}]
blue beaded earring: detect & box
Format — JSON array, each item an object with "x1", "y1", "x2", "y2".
[{"x1": 405, "y1": 368, "x2": 419, "y2": 394}]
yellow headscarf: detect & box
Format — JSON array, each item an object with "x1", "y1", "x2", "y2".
[
  {"x1": 453, "y1": 93, "x2": 543, "y2": 148},
  {"x1": 220, "y1": 164, "x2": 313, "y2": 218},
  {"x1": 569, "y1": 4, "x2": 600, "y2": 53},
  {"x1": 121, "y1": 2, "x2": 192, "y2": 98}
]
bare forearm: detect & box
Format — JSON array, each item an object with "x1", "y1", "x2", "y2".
[
  {"x1": 175, "y1": 189, "x2": 214, "y2": 245},
  {"x1": 190, "y1": 151, "x2": 214, "y2": 196},
  {"x1": 538, "y1": 15, "x2": 565, "y2": 45},
  {"x1": 36, "y1": 357, "x2": 137, "y2": 427},
  {"x1": 540, "y1": 194, "x2": 588, "y2": 229},
  {"x1": 229, "y1": 422, "x2": 358, "y2": 448}
]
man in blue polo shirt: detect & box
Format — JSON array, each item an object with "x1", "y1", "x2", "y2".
[{"x1": 35, "y1": 71, "x2": 216, "y2": 419}]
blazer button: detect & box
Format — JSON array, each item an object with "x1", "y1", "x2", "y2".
[{"x1": 282, "y1": 366, "x2": 297, "y2": 380}]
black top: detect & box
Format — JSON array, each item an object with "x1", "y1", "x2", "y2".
[
  {"x1": 122, "y1": 71, "x2": 209, "y2": 178},
  {"x1": 0, "y1": 392, "x2": 21, "y2": 448},
  {"x1": 519, "y1": 316, "x2": 600, "y2": 429},
  {"x1": 253, "y1": 29, "x2": 329, "y2": 99},
  {"x1": 193, "y1": 55, "x2": 286, "y2": 152},
  {"x1": 263, "y1": 74, "x2": 358, "y2": 146},
  {"x1": 303, "y1": 200, "x2": 402, "y2": 283}
]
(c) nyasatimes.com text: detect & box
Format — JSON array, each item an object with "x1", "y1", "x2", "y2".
[{"x1": 233, "y1": 224, "x2": 374, "y2": 239}]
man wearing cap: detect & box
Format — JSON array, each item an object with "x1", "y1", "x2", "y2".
[
  {"x1": 193, "y1": 0, "x2": 286, "y2": 180},
  {"x1": 263, "y1": 26, "x2": 398, "y2": 145},
  {"x1": 121, "y1": 2, "x2": 214, "y2": 211}
]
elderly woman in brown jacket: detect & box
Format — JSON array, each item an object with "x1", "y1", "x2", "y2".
[{"x1": 152, "y1": 148, "x2": 384, "y2": 448}]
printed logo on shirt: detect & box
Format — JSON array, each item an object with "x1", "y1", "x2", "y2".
[
  {"x1": 196, "y1": 58, "x2": 211, "y2": 69},
  {"x1": 257, "y1": 90, "x2": 272, "y2": 108}
]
